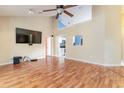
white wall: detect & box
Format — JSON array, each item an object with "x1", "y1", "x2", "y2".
[
  {"x1": 53, "y1": 6, "x2": 122, "y2": 66},
  {"x1": 0, "y1": 17, "x2": 12, "y2": 64},
  {"x1": 0, "y1": 16, "x2": 52, "y2": 64},
  {"x1": 104, "y1": 6, "x2": 121, "y2": 65},
  {"x1": 53, "y1": 6, "x2": 105, "y2": 64},
  {"x1": 121, "y1": 13, "x2": 124, "y2": 62}
]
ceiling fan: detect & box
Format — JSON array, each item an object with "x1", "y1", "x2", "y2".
[{"x1": 42, "y1": 5, "x2": 77, "y2": 19}]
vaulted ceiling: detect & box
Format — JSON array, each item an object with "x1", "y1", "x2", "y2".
[
  {"x1": 0, "y1": 5, "x2": 56, "y2": 16},
  {"x1": 0, "y1": 5, "x2": 78, "y2": 16}
]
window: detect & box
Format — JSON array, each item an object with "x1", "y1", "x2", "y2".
[
  {"x1": 58, "y1": 16, "x2": 66, "y2": 30},
  {"x1": 73, "y1": 35, "x2": 83, "y2": 46}
]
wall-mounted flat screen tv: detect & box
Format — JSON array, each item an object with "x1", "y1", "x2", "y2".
[{"x1": 16, "y1": 28, "x2": 42, "y2": 44}]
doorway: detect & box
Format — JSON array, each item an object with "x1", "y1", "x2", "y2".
[
  {"x1": 46, "y1": 37, "x2": 52, "y2": 56},
  {"x1": 58, "y1": 36, "x2": 66, "y2": 57}
]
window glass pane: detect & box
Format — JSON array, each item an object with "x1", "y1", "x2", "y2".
[
  {"x1": 58, "y1": 16, "x2": 66, "y2": 30},
  {"x1": 73, "y1": 35, "x2": 83, "y2": 46}
]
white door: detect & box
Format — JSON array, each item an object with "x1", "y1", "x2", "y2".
[{"x1": 47, "y1": 37, "x2": 52, "y2": 56}]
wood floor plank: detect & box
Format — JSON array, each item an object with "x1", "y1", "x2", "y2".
[{"x1": 0, "y1": 56, "x2": 124, "y2": 88}]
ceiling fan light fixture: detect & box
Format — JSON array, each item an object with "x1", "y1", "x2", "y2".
[
  {"x1": 42, "y1": 5, "x2": 76, "y2": 19},
  {"x1": 57, "y1": 8, "x2": 64, "y2": 14}
]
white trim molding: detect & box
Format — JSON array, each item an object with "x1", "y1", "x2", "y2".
[
  {"x1": 0, "y1": 61, "x2": 13, "y2": 66},
  {"x1": 65, "y1": 57, "x2": 122, "y2": 67},
  {"x1": 0, "y1": 56, "x2": 122, "y2": 67}
]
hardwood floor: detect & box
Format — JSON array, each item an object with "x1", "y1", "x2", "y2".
[{"x1": 0, "y1": 56, "x2": 124, "y2": 88}]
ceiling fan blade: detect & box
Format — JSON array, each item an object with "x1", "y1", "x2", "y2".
[
  {"x1": 63, "y1": 5, "x2": 77, "y2": 9},
  {"x1": 43, "y1": 9, "x2": 57, "y2": 12},
  {"x1": 56, "y1": 13, "x2": 59, "y2": 19},
  {"x1": 64, "y1": 10, "x2": 74, "y2": 17}
]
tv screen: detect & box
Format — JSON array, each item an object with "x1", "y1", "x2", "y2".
[{"x1": 16, "y1": 28, "x2": 42, "y2": 44}]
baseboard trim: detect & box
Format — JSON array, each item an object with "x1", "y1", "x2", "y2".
[
  {"x1": 0, "y1": 61, "x2": 13, "y2": 66},
  {"x1": 65, "y1": 57, "x2": 122, "y2": 67},
  {"x1": 0, "y1": 57, "x2": 122, "y2": 67},
  {"x1": 99, "y1": 63, "x2": 121, "y2": 67}
]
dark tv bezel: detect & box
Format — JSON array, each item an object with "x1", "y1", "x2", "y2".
[{"x1": 16, "y1": 28, "x2": 42, "y2": 44}]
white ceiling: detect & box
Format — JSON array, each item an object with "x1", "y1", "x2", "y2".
[
  {"x1": 0, "y1": 5, "x2": 56, "y2": 16},
  {"x1": 0, "y1": 5, "x2": 79, "y2": 16}
]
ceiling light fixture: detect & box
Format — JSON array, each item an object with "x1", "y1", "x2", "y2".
[{"x1": 57, "y1": 8, "x2": 64, "y2": 14}]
